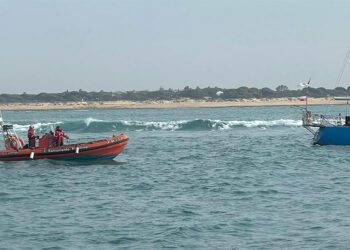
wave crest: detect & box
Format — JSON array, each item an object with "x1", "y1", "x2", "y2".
[{"x1": 11, "y1": 118, "x2": 302, "y2": 133}]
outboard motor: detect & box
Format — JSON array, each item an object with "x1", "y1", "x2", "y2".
[{"x1": 2, "y1": 125, "x2": 24, "y2": 150}]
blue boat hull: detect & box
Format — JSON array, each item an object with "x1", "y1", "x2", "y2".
[{"x1": 314, "y1": 126, "x2": 350, "y2": 145}]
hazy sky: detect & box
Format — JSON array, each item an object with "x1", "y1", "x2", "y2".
[{"x1": 1, "y1": 0, "x2": 350, "y2": 93}]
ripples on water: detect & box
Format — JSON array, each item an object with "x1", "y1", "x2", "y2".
[{"x1": 1, "y1": 106, "x2": 350, "y2": 249}]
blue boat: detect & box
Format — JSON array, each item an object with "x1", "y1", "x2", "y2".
[
  {"x1": 313, "y1": 126, "x2": 350, "y2": 145},
  {"x1": 301, "y1": 48, "x2": 350, "y2": 145},
  {"x1": 302, "y1": 97, "x2": 350, "y2": 145}
]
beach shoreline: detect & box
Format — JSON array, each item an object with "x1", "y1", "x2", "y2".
[{"x1": 0, "y1": 97, "x2": 344, "y2": 111}]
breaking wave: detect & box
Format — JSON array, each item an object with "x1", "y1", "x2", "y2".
[
  {"x1": 14, "y1": 122, "x2": 62, "y2": 132},
  {"x1": 12, "y1": 118, "x2": 302, "y2": 133}
]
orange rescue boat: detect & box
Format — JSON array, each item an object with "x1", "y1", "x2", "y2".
[{"x1": 0, "y1": 116, "x2": 128, "y2": 161}]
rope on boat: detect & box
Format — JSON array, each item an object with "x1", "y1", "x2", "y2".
[{"x1": 335, "y1": 46, "x2": 350, "y2": 88}]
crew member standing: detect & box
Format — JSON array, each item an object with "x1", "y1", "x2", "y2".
[
  {"x1": 55, "y1": 126, "x2": 69, "y2": 146},
  {"x1": 27, "y1": 125, "x2": 39, "y2": 148}
]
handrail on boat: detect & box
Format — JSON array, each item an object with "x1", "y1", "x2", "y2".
[{"x1": 302, "y1": 111, "x2": 342, "y2": 127}]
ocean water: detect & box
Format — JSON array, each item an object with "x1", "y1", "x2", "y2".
[{"x1": 1, "y1": 105, "x2": 350, "y2": 249}]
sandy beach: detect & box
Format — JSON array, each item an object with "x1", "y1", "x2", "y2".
[{"x1": 0, "y1": 97, "x2": 345, "y2": 111}]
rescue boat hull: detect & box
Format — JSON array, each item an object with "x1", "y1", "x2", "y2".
[{"x1": 0, "y1": 134, "x2": 128, "y2": 161}]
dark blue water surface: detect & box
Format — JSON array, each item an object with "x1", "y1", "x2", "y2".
[{"x1": 1, "y1": 106, "x2": 350, "y2": 249}]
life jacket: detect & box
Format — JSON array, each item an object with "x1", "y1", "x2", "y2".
[
  {"x1": 55, "y1": 129, "x2": 66, "y2": 144},
  {"x1": 28, "y1": 128, "x2": 36, "y2": 139}
]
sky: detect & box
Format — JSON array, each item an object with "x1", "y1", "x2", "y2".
[{"x1": 1, "y1": 0, "x2": 350, "y2": 94}]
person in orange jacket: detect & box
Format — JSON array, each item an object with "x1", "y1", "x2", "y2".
[
  {"x1": 54, "y1": 126, "x2": 69, "y2": 146},
  {"x1": 27, "y1": 125, "x2": 39, "y2": 148}
]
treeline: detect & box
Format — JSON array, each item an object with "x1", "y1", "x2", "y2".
[{"x1": 1, "y1": 85, "x2": 350, "y2": 103}]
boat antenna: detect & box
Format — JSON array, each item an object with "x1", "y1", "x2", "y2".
[
  {"x1": 335, "y1": 46, "x2": 350, "y2": 88},
  {"x1": 0, "y1": 110, "x2": 3, "y2": 129}
]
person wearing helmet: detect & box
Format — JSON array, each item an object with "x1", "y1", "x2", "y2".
[{"x1": 54, "y1": 126, "x2": 69, "y2": 146}]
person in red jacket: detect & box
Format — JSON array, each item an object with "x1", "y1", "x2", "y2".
[
  {"x1": 55, "y1": 126, "x2": 69, "y2": 146},
  {"x1": 27, "y1": 125, "x2": 39, "y2": 148}
]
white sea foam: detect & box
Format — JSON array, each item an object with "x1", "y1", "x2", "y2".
[
  {"x1": 120, "y1": 120, "x2": 188, "y2": 131},
  {"x1": 84, "y1": 117, "x2": 105, "y2": 127},
  {"x1": 119, "y1": 119, "x2": 302, "y2": 130},
  {"x1": 223, "y1": 119, "x2": 302, "y2": 128},
  {"x1": 14, "y1": 122, "x2": 63, "y2": 132}
]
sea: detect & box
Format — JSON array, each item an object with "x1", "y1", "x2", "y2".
[{"x1": 1, "y1": 105, "x2": 350, "y2": 249}]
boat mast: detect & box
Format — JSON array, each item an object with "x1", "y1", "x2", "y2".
[
  {"x1": 0, "y1": 110, "x2": 3, "y2": 127},
  {"x1": 306, "y1": 90, "x2": 308, "y2": 112},
  {"x1": 0, "y1": 110, "x2": 4, "y2": 134},
  {"x1": 0, "y1": 110, "x2": 4, "y2": 145},
  {"x1": 305, "y1": 78, "x2": 310, "y2": 112}
]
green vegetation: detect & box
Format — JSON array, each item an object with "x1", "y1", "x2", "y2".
[{"x1": 0, "y1": 85, "x2": 349, "y2": 103}]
